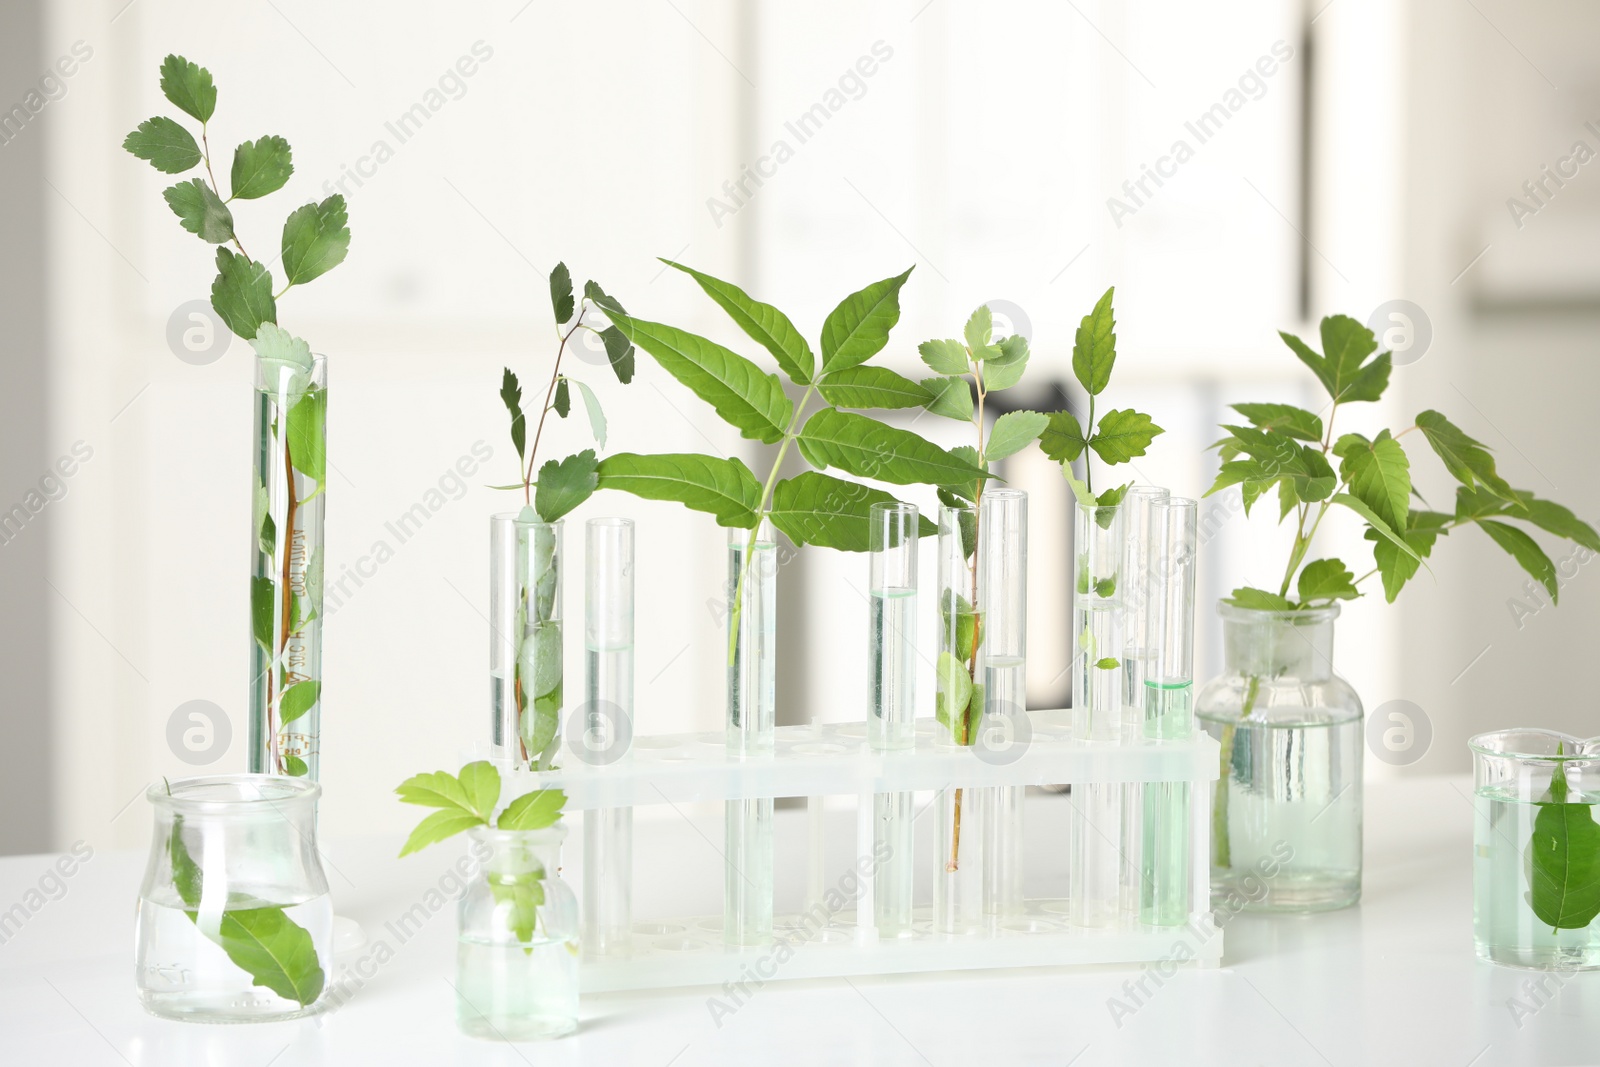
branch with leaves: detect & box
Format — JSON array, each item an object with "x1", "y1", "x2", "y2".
[{"x1": 396, "y1": 762, "x2": 568, "y2": 946}]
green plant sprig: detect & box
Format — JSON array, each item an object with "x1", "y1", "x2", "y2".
[
  {"x1": 597, "y1": 260, "x2": 978, "y2": 664},
  {"x1": 494, "y1": 264, "x2": 637, "y2": 524},
  {"x1": 1205, "y1": 314, "x2": 1600, "y2": 610},
  {"x1": 1036, "y1": 287, "x2": 1165, "y2": 509},
  {"x1": 396, "y1": 762, "x2": 568, "y2": 946}
]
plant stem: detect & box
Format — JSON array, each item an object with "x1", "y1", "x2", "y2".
[
  {"x1": 950, "y1": 367, "x2": 989, "y2": 871},
  {"x1": 275, "y1": 432, "x2": 298, "y2": 774},
  {"x1": 524, "y1": 307, "x2": 587, "y2": 505},
  {"x1": 1213, "y1": 674, "x2": 1259, "y2": 869},
  {"x1": 199, "y1": 124, "x2": 253, "y2": 263},
  {"x1": 1084, "y1": 393, "x2": 1095, "y2": 495}
]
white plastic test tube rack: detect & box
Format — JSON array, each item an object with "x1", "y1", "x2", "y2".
[{"x1": 507, "y1": 715, "x2": 1220, "y2": 992}]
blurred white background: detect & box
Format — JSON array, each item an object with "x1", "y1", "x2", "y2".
[{"x1": 3, "y1": 0, "x2": 1597, "y2": 854}]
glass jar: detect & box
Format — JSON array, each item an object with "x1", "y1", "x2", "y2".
[
  {"x1": 135, "y1": 775, "x2": 332, "y2": 1021},
  {"x1": 1195, "y1": 602, "x2": 1363, "y2": 912},
  {"x1": 1471, "y1": 730, "x2": 1600, "y2": 969},
  {"x1": 456, "y1": 826, "x2": 580, "y2": 1040}
]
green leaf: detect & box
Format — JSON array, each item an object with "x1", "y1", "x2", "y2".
[
  {"x1": 279, "y1": 680, "x2": 320, "y2": 726},
  {"x1": 1061, "y1": 464, "x2": 1097, "y2": 507},
  {"x1": 819, "y1": 268, "x2": 913, "y2": 374},
  {"x1": 1340, "y1": 429, "x2": 1411, "y2": 535},
  {"x1": 986, "y1": 411, "x2": 1049, "y2": 461},
  {"x1": 1224, "y1": 587, "x2": 1293, "y2": 611},
  {"x1": 982, "y1": 333, "x2": 1030, "y2": 391},
  {"x1": 251, "y1": 322, "x2": 313, "y2": 391},
  {"x1": 251, "y1": 576, "x2": 274, "y2": 649},
  {"x1": 1478, "y1": 519, "x2": 1558, "y2": 602},
  {"x1": 1088, "y1": 408, "x2": 1164, "y2": 465},
  {"x1": 1368, "y1": 511, "x2": 1447, "y2": 603},
  {"x1": 572, "y1": 379, "x2": 606, "y2": 447},
  {"x1": 1230, "y1": 402, "x2": 1323, "y2": 442},
  {"x1": 396, "y1": 770, "x2": 471, "y2": 811},
  {"x1": 769, "y1": 472, "x2": 934, "y2": 552},
  {"x1": 497, "y1": 788, "x2": 567, "y2": 831},
  {"x1": 500, "y1": 368, "x2": 526, "y2": 463},
  {"x1": 1528, "y1": 757, "x2": 1600, "y2": 930},
  {"x1": 1094, "y1": 577, "x2": 1117, "y2": 598},
  {"x1": 944, "y1": 446, "x2": 982, "y2": 504},
  {"x1": 921, "y1": 375, "x2": 974, "y2": 422},
  {"x1": 1332, "y1": 492, "x2": 1421, "y2": 562},
  {"x1": 1296, "y1": 558, "x2": 1360, "y2": 603},
  {"x1": 286, "y1": 388, "x2": 327, "y2": 485},
  {"x1": 534, "y1": 449, "x2": 599, "y2": 523},
  {"x1": 552, "y1": 378, "x2": 571, "y2": 418},
  {"x1": 583, "y1": 279, "x2": 625, "y2": 317},
  {"x1": 1039, "y1": 410, "x2": 1088, "y2": 463},
  {"x1": 935, "y1": 651, "x2": 973, "y2": 743},
  {"x1": 607, "y1": 312, "x2": 791, "y2": 443},
  {"x1": 663, "y1": 260, "x2": 814, "y2": 385},
  {"x1": 795, "y1": 408, "x2": 987, "y2": 487},
  {"x1": 170, "y1": 815, "x2": 203, "y2": 906},
  {"x1": 489, "y1": 870, "x2": 546, "y2": 945},
  {"x1": 1280, "y1": 316, "x2": 1391, "y2": 404},
  {"x1": 123, "y1": 116, "x2": 201, "y2": 174},
  {"x1": 1415, "y1": 410, "x2": 1516, "y2": 501},
  {"x1": 819, "y1": 366, "x2": 932, "y2": 410},
  {"x1": 1072, "y1": 286, "x2": 1117, "y2": 396},
  {"x1": 159, "y1": 54, "x2": 216, "y2": 123},
  {"x1": 918, "y1": 339, "x2": 970, "y2": 376},
  {"x1": 963, "y1": 304, "x2": 994, "y2": 353},
  {"x1": 600, "y1": 325, "x2": 636, "y2": 384},
  {"x1": 162, "y1": 177, "x2": 235, "y2": 243},
  {"x1": 549, "y1": 262, "x2": 574, "y2": 324},
  {"x1": 596, "y1": 452, "x2": 761, "y2": 528},
  {"x1": 399, "y1": 808, "x2": 487, "y2": 857},
  {"x1": 212, "y1": 905, "x2": 325, "y2": 1005},
  {"x1": 211, "y1": 247, "x2": 276, "y2": 340},
  {"x1": 1094, "y1": 657, "x2": 1120, "y2": 670},
  {"x1": 458, "y1": 760, "x2": 503, "y2": 820},
  {"x1": 229, "y1": 136, "x2": 293, "y2": 200},
  {"x1": 280, "y1": 195, "x2": 350, "y2": 287},
  {"x1": 1512, "y1": 494, "x2": 1600, "y2": 554},
  {"x1": 520, "y1": 619, "x2": 563, "y2": 768}
]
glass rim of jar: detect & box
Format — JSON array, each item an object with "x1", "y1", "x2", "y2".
[
  {"x1": 1469, "y1": 728, "x2": 1600, "y2": 761},
  {"x1": 146, "y1": 772, "x2": 321, "y2": 813},
  {"x1": 491, "y1": 511, "x2": 564, "y2": 529},
  {"x1": 1216, "y1": 599, "x2": 1341, "y2": 625},
  {"x1": 467, "y1": 821, "x2": 569, "y2": 845}
]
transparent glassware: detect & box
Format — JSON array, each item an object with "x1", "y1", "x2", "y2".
[
  {"x1": 250, "y1": 353, "x2": 327, "y2": 779},
  {"x1": 868, "y1": 502, "x2": 917, "y2": 937},
  {"x1": 456, "y1": 826, "x2": 580, "y2": 1041},
  {"x1": 490, "y1": 513, "x2": 564, "y2": 771},
  {"x1": 1070, "y1": 498, "x2": 1124, "y2": 928},
  {"x1": 1471, "y1": 729, "x2": 1600, "y2": 969},
  {"x1": 581, "y1": 518, "x2": 634, "y2": 957},
  {"x1": 933, "y1": 503, "x2": 982, "y2": 934},
  {"x1": 1196, "y1": 602, "x2": 1363, "y2": 912},
  {"x1": 1140, "y1": 498, "x2": 1197, "y2": 927},
  {"x1": 725, "y1": 519, "x2": 776, "y2": 946},
  {"x1": 1118, "y1": 487, "x2": 1167, "y2": 917},
  {"x1": 976, "y1": 489, "x2": 1027, "y2": 923},
  {"x1": 135, "y1": 775, "x2": 332, "y2": 1021}
]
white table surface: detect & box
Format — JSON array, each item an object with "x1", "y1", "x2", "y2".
[{"x1": 2, "y1": 775, "x2": 1597, "y2": 1066}]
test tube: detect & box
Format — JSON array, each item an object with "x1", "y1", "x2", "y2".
[
  {"x1": 582, "y1": 517, "x2": 634, "y2": 956},
  {"x1": 725, "y1": 519, "x2": 776, "y2": 946},
  {"x1": 869, "y1": 503, "x2": 918, "y2": 936},
  {"x1": 977, "y1": 489, "x2": 1027, "y2": 922}
]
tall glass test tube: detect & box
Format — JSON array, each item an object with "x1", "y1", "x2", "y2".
[
  {"x1": 977, "y1": 489, "x2": 1027, "y2": 922},
  {"x1": 582, "y1": 517, "x2": 634, "y2": 956},
  {"x1": 725, "y1": 519, "x2": 777, "y2": 946},
  {"x1": 1141, "y1": 498, "x2": 1197, "y2": 926},
  {"x1": 1119, "y1": 486, "x2": 1169, "y2": 915},
  {"x1": 933, "y1": 503, "x2": 984, "y2": 935},
  {"x1": 489, "y1": 513, "x2": 564, "y2": 771},
  {"x1": 1070, "y1": 497, "x2": 1124, "y2": 928},
  {"x1": 869, "y1": 503, "x2": 918, "y2": 937}
]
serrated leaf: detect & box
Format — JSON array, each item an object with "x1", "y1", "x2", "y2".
[
  {"x1": 608, "y1": 311, "x2": 791, "y2": 443},
  {"x1": 552, "y1": 378, "x2": 571, "y2": 418},
  {"x1": 769, "y1": 472, "x2": 934, "y2": 551},
  {"x1": 549, "y1": 262, "x2": 574, "y2": 324},
  {"x1": 1415, "y1": 410, "x2": 1516, "y2": 501},
  {"x1": 982, "y1": 333, "x2": 1030, "y2": 391},
  {"x1": 1061, "y1": 464, "x2": 1097, "y2": 507},
  {"x1": 230, "y1": 135, "x2": 293, "y2": 200},
  {"x1": 1296, "y1": 558, "x2": 1360, "y2": 603},
  {"x1": 986, "y1": 411, "x2": 1048, "y2": 461},
  {"x1": 1368, "y1": 511, "x2": 1447, "y2": 602},
  {"x1": 159, "y1": 54, "x2": 216, "y2": 123},
  {"x1": 163, "y1": 178, "x2": 234, "y2": 243},
  {"x1": 1281, "y1": 316, "x2": 1390, "y2": 404},
  {"x1": 935, "y1": 651, "x2": 973, "y2": 743},
  {"x1": 251, "y1": 322, "x2": 314, "y2": 398},
  {"x1": 279, "y1": 680, "x2": 320, "y2": 726},
  {"x1": 820, "y1": 268, "x2": 913, "y2": 374},
  {"x1": 1478, "y1": 519, "x2": 1558, "y2": 602},
  {"x1": 1094, "y1": 657, "x2": 1120, "y2": 670},
  {"x1": 1511, "y1": 493, "x2": 1600, "y2": 554},
  {"x1": 534, "y1": 449, "x2": 599, "y2": 523},
  {"x1": 1341, "y1": 429, "x2": 1411, "y2": 535},
  {"x1": 1088, "y1": 408, "x2": 1164, "y2": 465},
  {"x1": 211, "y1": 247, "x2": 276, "y2": 340},
  {"x1": 498, "y1": 788, "x2": 567, "y2": 831},
  {"x1": 399, "y1": 808, "x2": 486, "y2": 857},
  {"x1": 584, "y1": 279, "x2": 625, "y2": 317},
  {"x1": 945, "y1": 446, "x2": 982, "y2": 504},
  {"x1": 599, "y1": 325, "x2": 636, "y2": 384},
  {"x1": 796, "y1": 408, "x2": 987, "y2": 487},
  {"x1": 280, "y1": 195, "x2": 350, "y2": 287},
  {"x1": 918, "y1": 338, "x2": 970, "y2": 376},
  {"x1": 1039, "y1": 410, "x2": 1088, "y2": 463},
  {"x1": 500, "y1": 368, "x2": 525, "y2": 462},
  {"x1": 597, "y1": 452, "x2": 760, "y2": 527},
  {"x1": 818, "y1": 366, "x2": 932, "y2": 410},
  {"x1": 1205, "y1": 459, "x2": 1266, "y2": 500},
  {"x1": 921, "y1": 375, "x2": 974, "y2": 422},
  {"x1": 1072, "y1": 286, "x2": 1117, "y2": 396},
  {"x1": 963, "y1": 304, "x2": 994, "y2": 351},
  {"x1": 1231, "y1": 402, "x2": 1323, "y2": 442},
  {"x1": 1332, "y1": 492, "x2": 1421, "y2": 562},
  {"x1": 664, "y1": 260, "x2": 814, "y2": 384},
  {"x1": 572, "y1": 379, "x2": 606, "y2": 447},
  {"x1": 286, "y1": 388, "x2": 326, "y2": 485},
  {"x1": 123, "y1": 116, "x2": 201, "y2": 174},
  {"x1": 458, "y1": 761, "x2": 502, "y2": 820},
  {"x1": 1224, "y1": 587, "x2": 1293, "y2": 611}
]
